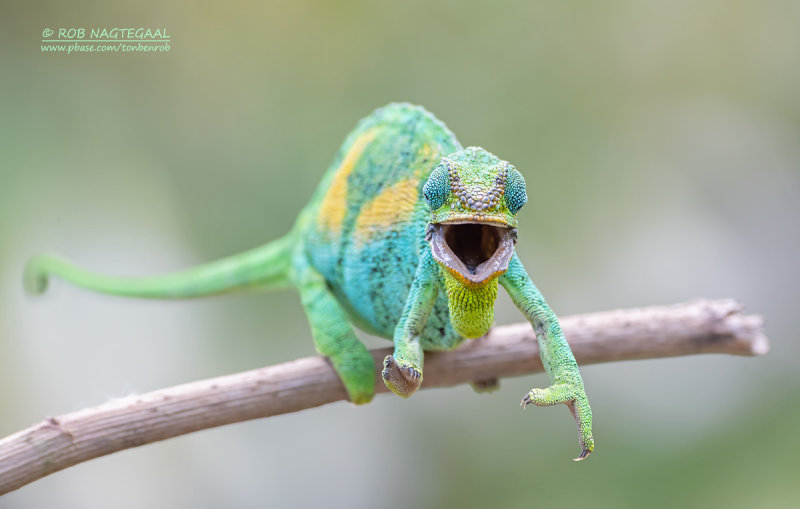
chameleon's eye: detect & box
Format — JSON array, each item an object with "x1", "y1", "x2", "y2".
[
  {"x1": 422, "y1": 164, "x2": 450, "y2": 210},
  {"x1": 504, "y1": 166, "x2": 527, "y2": 214}
]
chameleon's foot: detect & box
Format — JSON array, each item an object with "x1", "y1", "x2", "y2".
[
  {"x1": 470, "y1": 377, "x2": 500, "y2": 393},
  {"x1": 382, "y1": 355, "x2": 422, "y2": 398},
  {"x1": 344, "y1": 383, "x2": 375, "y2": 406},
  {"x1": 521, "y1": 383, "x2": 594, "y2": 461},
  {"x1": 333, "y1": 356, "x2": 376, "y2": 406},
  {"x1": 326, "y1": 347, "x2": 376, "y2": 405}
]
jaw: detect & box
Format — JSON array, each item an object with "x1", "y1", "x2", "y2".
[{"x1": 427, "y1": 221, "x2": 516, "y2": 285}]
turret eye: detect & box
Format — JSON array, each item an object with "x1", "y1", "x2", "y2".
[
  {"x1": 422, "y1": 164, "x2": 450, "y2": 210},
  {"x1": 504, "y1": 166, "x2": 527, "y2": 214}
]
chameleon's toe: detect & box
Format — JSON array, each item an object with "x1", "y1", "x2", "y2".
[
  {"x1": 569, "y1": 397, "x2": 594, "y2": 461},
  {"x1": 382, "y1": 355, "x2": 423, "y2": 398},
  {"x1": 520, "y1": 383, "x2": 595, "y2": 460},
  {"x1": 520, "y1": 388, "x2": 549, "y2": 408}
]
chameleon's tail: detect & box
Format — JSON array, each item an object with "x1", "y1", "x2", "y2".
[{"x1": 23, "y1": 232, "x2": 296, "y2": 299}]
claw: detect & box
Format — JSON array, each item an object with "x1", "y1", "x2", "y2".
[
  {"x1": 520, "y1": 390, "x2": 538, "y2": 408},
  {"x1": 573, "y1": 449, "x2": 591, "y2": 462}
]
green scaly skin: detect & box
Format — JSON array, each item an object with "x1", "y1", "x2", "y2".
[{"x1": 24, "y1": 103, "x2": 594, "y2": 460}]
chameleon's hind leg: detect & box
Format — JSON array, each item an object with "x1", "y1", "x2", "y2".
[{"x1": 294, "y1": 258, "x2": 375, "y2": 404}]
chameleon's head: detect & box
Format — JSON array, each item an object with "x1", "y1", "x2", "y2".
[{"x1": 422, "y1": 147, "x2": 527, "y2": 338}]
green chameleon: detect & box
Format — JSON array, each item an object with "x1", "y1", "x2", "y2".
[{"x1": 25, "y1": 103, "x2": 594, "y2": 460}]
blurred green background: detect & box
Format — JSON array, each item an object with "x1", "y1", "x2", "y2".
[{"x1": 1, "y1": 1, "x2": 798, "y2": 507}]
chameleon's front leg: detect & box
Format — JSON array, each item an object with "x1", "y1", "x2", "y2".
[
  {"x1": 382, "y1": 251, "x2": 439, "y2": 398},
  {"x1": 500, "y1": 254, "x2": 594, "y2": 460}
]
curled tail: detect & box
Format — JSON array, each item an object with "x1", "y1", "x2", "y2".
[{"x1": 24, "y1": 232, "x2": 297, "y2": 299}]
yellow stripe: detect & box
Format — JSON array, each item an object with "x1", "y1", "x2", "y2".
[
  {"x1": 317, "y1": 129, "x2": 378, "y2": 235},
  {"x1": 354, "y1": 177, "x2": 419, "y2": 245}
]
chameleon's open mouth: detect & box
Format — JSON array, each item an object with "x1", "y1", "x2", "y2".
[{"x1": 427, "y1": 221, "x2": 516, "y2": 284}]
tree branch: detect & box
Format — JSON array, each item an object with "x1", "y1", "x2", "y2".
[{"x1": 0, "y1": 299, "x2": 767, "y2": 494}]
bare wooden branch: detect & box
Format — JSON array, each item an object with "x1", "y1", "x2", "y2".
[{"x1": 0, "y1": 299, "x2": 767, "y2": 494}]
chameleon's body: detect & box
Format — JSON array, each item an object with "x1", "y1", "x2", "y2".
[
  {"x1": 303, "y1": 104, "x2": 461, "y2": 346},
  {"x1": 25, "y1": 103, "x2": 594, "y2": 459}
]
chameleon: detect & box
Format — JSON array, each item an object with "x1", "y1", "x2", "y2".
[{"x1": 24, "y1": 103, "x2": 594, "y2": 460}]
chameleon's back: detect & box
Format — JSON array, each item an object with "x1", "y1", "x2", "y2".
[{"x1": 300, "y1": 103, "x2": 462, "y2": 337}]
